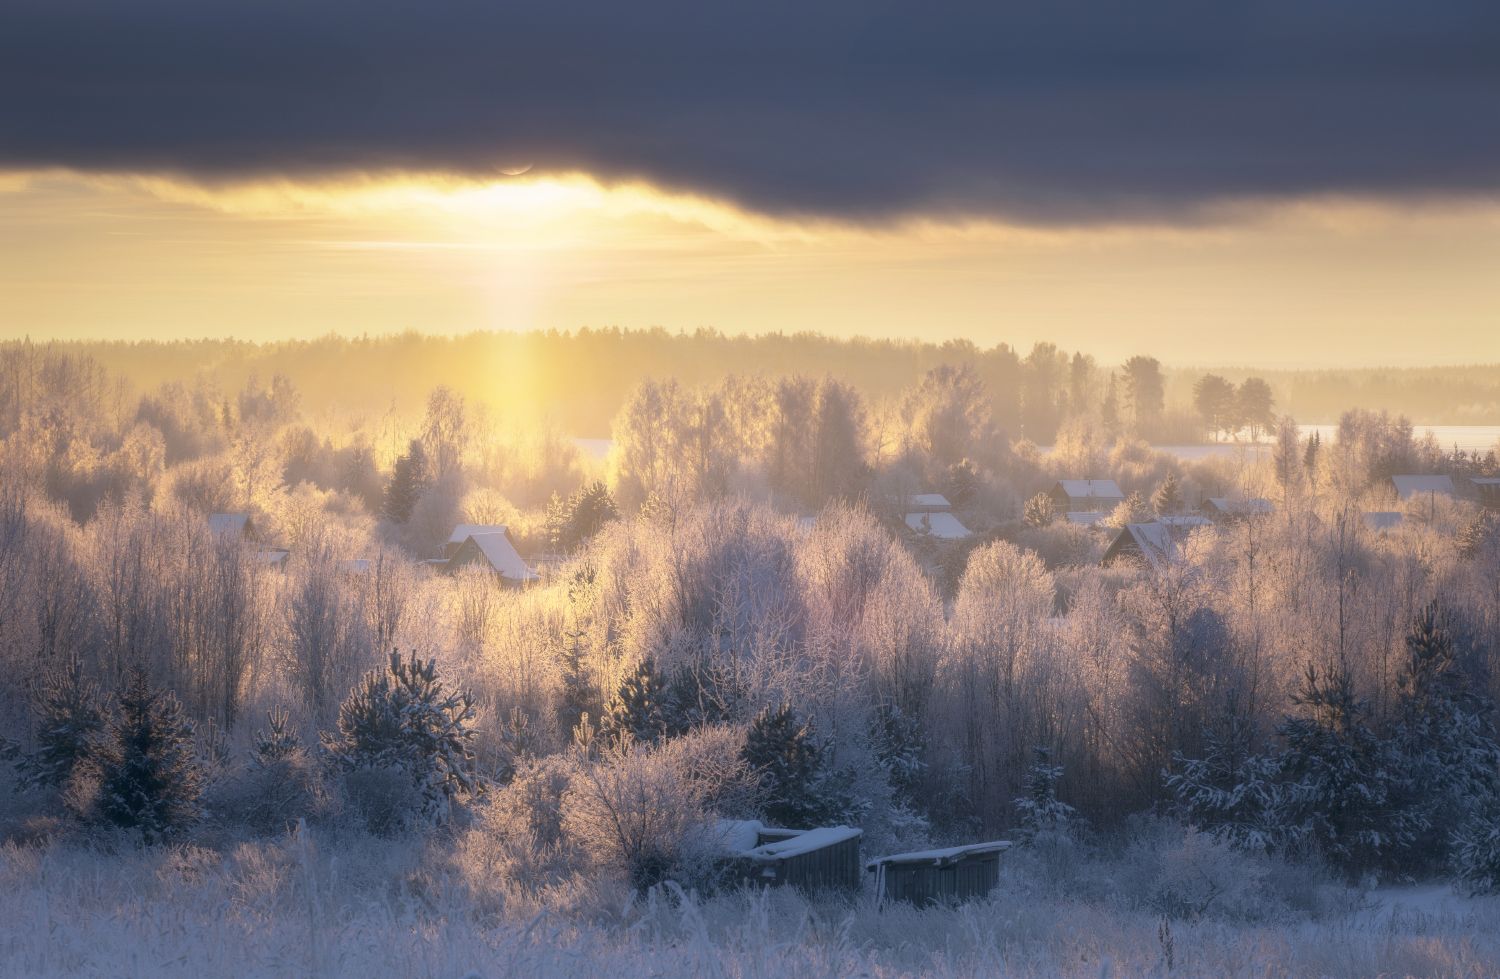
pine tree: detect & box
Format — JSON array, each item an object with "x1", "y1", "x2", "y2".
[
  {"x1": 382, "y1": 439, "x2": 429, "y2": 524},
  {"x1": 1391, "y1": 602, "x2": 1500, "y2": 874},
  {"x1": 324, "y1": 650, "x2": 482, "y2": 818},
  {"x1": 1452, "y1": 800, "x2": 1500, "y2": 895},
  {"x1": 1167, "y1": 716, "x2": 1282, "y2": 851},
  {"x1": 1152, "y1": 473, "x2": 1183, "y2": 515},
  {"x1": 742, "y1": 703, "x2": 834, "y2": 829},
  {"x1": 555, "y1": 629, "x2": 597, "y2": 738},
  {"x1": 19, "y1": 659, "x2": 107, "y2": 790},
  {"x1": 1014, "y1": 747, "x2": 1076, "y2": 842},
  {"x1": 81, "y1": 673, "x2": 204, "y2": 843},
  {"x1": 253, "y1": 706, "x2": 302, "y2": 766},
  {"x1": 599, "y1": 657, "x2": 670, "y2": 746},
  {"x1": 1276, "y1": 662, "x2": 1415, "y2": 879}
]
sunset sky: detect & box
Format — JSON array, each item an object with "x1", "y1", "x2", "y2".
[{"x1": 3, "y1": 1, "x2": 1498, "y2": 366}]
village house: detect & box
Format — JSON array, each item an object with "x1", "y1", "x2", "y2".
[
  {"x1": 902, "y1": 492, "x2": 973, "y2": 540},
  {"x1": 1389, "y1": 474, "x2": 1456, "y2": 501},
  {"x1": 208, "y1": 512, "x2": 257, "y2": 540},
  {"x1": 444, "y1": 529, "x2": 539, "y2": 584},
  {"x1": 1101, "y1": 515, "x2": 1211, "y2": 568},
  {"x1": 1201, "y1": 497, "x2": 1274, "y2": 522},
  {"x1": 1048, "y1": 480, "x2": 1125, "y2": 513},
  {"x1": 1472, "y1": 477, "x2": 1500, "y2": 510}
]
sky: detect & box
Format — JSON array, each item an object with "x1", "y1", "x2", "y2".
[{"x1": 2, "y1": 1, "x2": 1498, "y2": 366}]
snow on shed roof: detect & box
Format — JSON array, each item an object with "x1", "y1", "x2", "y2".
[
  {"x1": 905, "y1": 511, "x2": 973, "y2": 540},
  {"x1": 1390, "y1": 475, "x2": 1456, "y2": 499},
  {"x1": 866, "y1": 840, "x2": 1012, "y2": 870},
  {"x1": 1363, "y1": 511, "x2": 1404, "y2": 532},
  {"x1": 458, "y1": 532, "x2": 539, "y2": 582},
  {"x1": 714, "y1": 819, "x2": 765, "y2": 855},
  {"x1": 1054, "y1": 479, "x2": 1124, "y2": 499},
  {"x1": 743, "y1": 826, "x2": 862, "y2": 862},
  {"x1": 448, "y1": 523, "x2": 509, "y2": 545},
  {"x1": 208, "y1": 513, "x2": 251, "y2": 536}
]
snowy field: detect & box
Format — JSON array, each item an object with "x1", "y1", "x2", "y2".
[{"x1": 4, "y1": 832, "x2": 1499, "y2": 979}]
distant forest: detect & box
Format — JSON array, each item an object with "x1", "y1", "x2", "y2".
[{"x1": 27, "y1": 329, "x2": 1500, "y2": 438}]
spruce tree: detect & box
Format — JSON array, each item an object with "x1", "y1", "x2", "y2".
[
  {"x1": 1014, "y1": 747, "x2": 1077, "y2": 842},
  {"x1": 382, "y1": 439, "x2": 429, "y2": 524},
  {"x1": 82, "y1": 673, "x2": 204, "y2": 843},
  {"x1": 1152, "y1": 473, "x2": 1184, "y2": 516},
  {"x1": 1167, "y1": 716, "x2": 1282, "y2": 851},
  {"x1": 19, "y1": 659, "x2": 107, "y2": 791},
  {"x1": 742, "y1": 703, "x2": 832, "y2": 829},
  {"x1": 1023, "y1": 493, "x2": 1055, "y2": 528}
]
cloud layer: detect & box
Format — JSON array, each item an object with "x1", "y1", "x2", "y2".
[{"x1": 4, "y1": 1, "x2": 1499, "y2": 222}]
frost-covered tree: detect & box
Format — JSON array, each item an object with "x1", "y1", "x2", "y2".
[
  {"x1": 324, "y1": 650, "x2": 482, "y2": 820},
  {"x1": 1023, "y1": 492, "x2": 1055, "y2": 528},
  {"x1": 1167, "y1": 715, "x2": 1282, "y2": 852},
  {"x1": 1014, "y1": 747, "x2": 1077, "y2": 842},
  {"x1": 1452, "y1": 802, "x2": 1500, "y2": 895},
  {"x1": 75, "y1": 673, "x2": 203, "y2": 843},
  {"x1": 742, "y1": 703, "x2": 839, "y2": 829},
  {"x1": 1276, "y1": 662, "x2": 1415, "y2": 878},
  {"x1": 600, "y1": 657, "x2": 671, "y2": 747},
  {"x1": 1152, "y1": 472, "x2": 1184, "y2": 515},
  {"x1": 547, "y1": 481, "x2": 619, "y2": 553},
  {"x1": 18, "y1": 659, "x2": 107, "y2": 790},
  {"x1": 382, "y1": 439, "x2": 428, "y2": 524}
]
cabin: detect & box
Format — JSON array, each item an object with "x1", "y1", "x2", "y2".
[
  {"x1": 208, "y1": 512, "x2": 257, "y2": 540},
  {"x1": 1363, "y1": 511, "x2": 1404, "y2": 533},
  {"x1": 1202, "y1": 497, "x2": 1274, "y2": 522},
  {"x1": 867, "y1": 841, "x2": 1012, "y2": 908},
  {"x1": 1101, "y1": 516, "x2": 1210, "y2": 569},
  {"x1": 1064, "y1": 511, "x2": 1108, "y2": 528},
  {"x1": 1472, "y1": 477, "x2": 1500, "y2": 510},
  {"x1": 444, "y1": 523, "x2": 511, "y2": 560},
  {"x1": 1048, "y1": 480, "x2": 1125, "y2": 514},
  {"x1": 1389, "y1": 475, "x2": 1456, "y2": 501},
  {"x1": 717, "y1": 821, "x2": 863, "y2": 893},
  {"x1": 906, "y1": 493, "x2": 953, "y2": 513},
  {"x1": 446, "y1": 531, "x2": 539, "y2": 585},
  {"x1": 905, "y1": 511, "x2": 973, "y2": 540}
]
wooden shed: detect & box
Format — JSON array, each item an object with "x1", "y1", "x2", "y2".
[
  {"x1": 718, "y1": 822, "x2": 864, "y2": 894},
  {"x1": 866, "y1": 841, "x2": 1012, "y2": 908}
]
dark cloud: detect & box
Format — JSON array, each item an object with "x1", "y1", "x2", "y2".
[{"x1": 3, "y1": 0, "x2": 1498, "y2": 222}]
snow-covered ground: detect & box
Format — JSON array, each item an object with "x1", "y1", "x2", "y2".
[{"x1": 4, "y1": 836, "x2": 1498, "y2": 979}]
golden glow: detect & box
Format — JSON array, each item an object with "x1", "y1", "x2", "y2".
[{"x1": 2, "y1": 168, "x2": 1498, "y2": 366}]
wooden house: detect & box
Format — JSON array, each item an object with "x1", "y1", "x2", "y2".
[
  {"x1": 1201, "y1": 497, "x2": 1273, "y2": 522},
  {"x1": 1472, "y1": 477, "x2": 1500, "y2": 510},
  {"x1": 208, "y1": 512, "x2": 257, "y2": 541},
  {"x1": 1101, "y1": 516, "x2": 1210, "y2": 569},
  {"x1": 866, "y1": 841, "x2": 1012, "y2": 908},
  {"x1": 904, "y1": 511, "x2": 973, "y2": 540},
  {"x1": 717, "y1": 821, "x2": 863, "y2": 893},
  {"x1": 444, "y1": 523, "x2": 510, "y2": 560},
  {"x1": 446, "y1": 531, "x2": 539, "y2": 585},
  {"x1": 1048, "y1": 480, "x2": 1124, "y2": 514},
  {"x1": 906, "y1": 493, "x2": 953, "y2": 513},
  {"x1": 1389, "y1": 475, "x2": 1456, "y2": 501}
]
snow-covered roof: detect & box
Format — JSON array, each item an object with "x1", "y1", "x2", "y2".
[
  {"x1": 456, "y1": 532, "x2": 539, "y2": 582},
  {"x1": 742, "y1": 826, "x2": 862, "y2": 862},
  {"x1": 1390, "y1": 475, "x2": 1455, "y2": 499},
  {"x1": 1473, "y1": 477, "x2": 1500, "y2": 486},
  {"x1": 1204, "y1": 497, "x2": 1274, "y2": 517},
  {"x1": 905, "y1": 511, "x2": 973, "y2": 540},
  {"x1": 448, "y1": 523, "x2": 509, "y2": 545},
  {"x1": 907, "y1": 493, "x2": 952, "y2": 511},
  {"x1": 1054, "y1": 479, "x2": 1124, "y2": 500},
  {"x1": 208, "y1": 513, "x2": 251, "y2": 536},
  {"x1": 714, "y1": 819, "x2": 765, "y2": 855},
  {"x1": 1363, "y1": 511, "x2": 1404, "y2": 532},
  {"x1": 866, "y1": 840, "x2": 1012, "y2": 870},
  {"x1": 1065, "y1": 511, "x2": 1108, "y2": 526},
  {"x1": 1158, "y1": 514, "x2": 1212, "y2": 528}
]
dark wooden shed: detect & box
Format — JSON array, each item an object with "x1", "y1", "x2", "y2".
[
  {"x1": 718, "y1": 822, "x2": 864, "y2": 894},
  {"x1": 866, "y1": 841, "x2": 1012, "y2": 908}
]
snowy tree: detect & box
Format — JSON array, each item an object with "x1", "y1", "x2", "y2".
[
  {"x1": 1167, "y1": 715, "x2": 1282, "y2": 851},
  {"x1": 1014, "y1": 747, "x2": 1077, "y2": 842},
  {"x1": 382, "y1": 439, "x2": 428, "y2": 524},
  {"x1": 18, "y1": 659, "x2": 107, "y2": 790},
  {"x1": 1152, "y1": 473, "x2": 1184, "y2": 516},
  {"x1": 1023, "y1": 492, "x2": 1055, "y2": 528},
  {"x1": 600, "y1": 657, "x2": 671, "y2": 747},
  {"x1": 742, "y1": 703, "x2": 842, "y2": 829},
  {"x1": 324, "y1": 650, "x2": 482, "y2": 820},
  {"x1": 74, "y1": 673, "x2": 204, "y2": 843},
  {"x1": 1275, "y1": 662, "x2": 1416, "y2": 878},
  {"x1": 1452, "y1": 802, "x2": 1500, "y2": 895}
]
